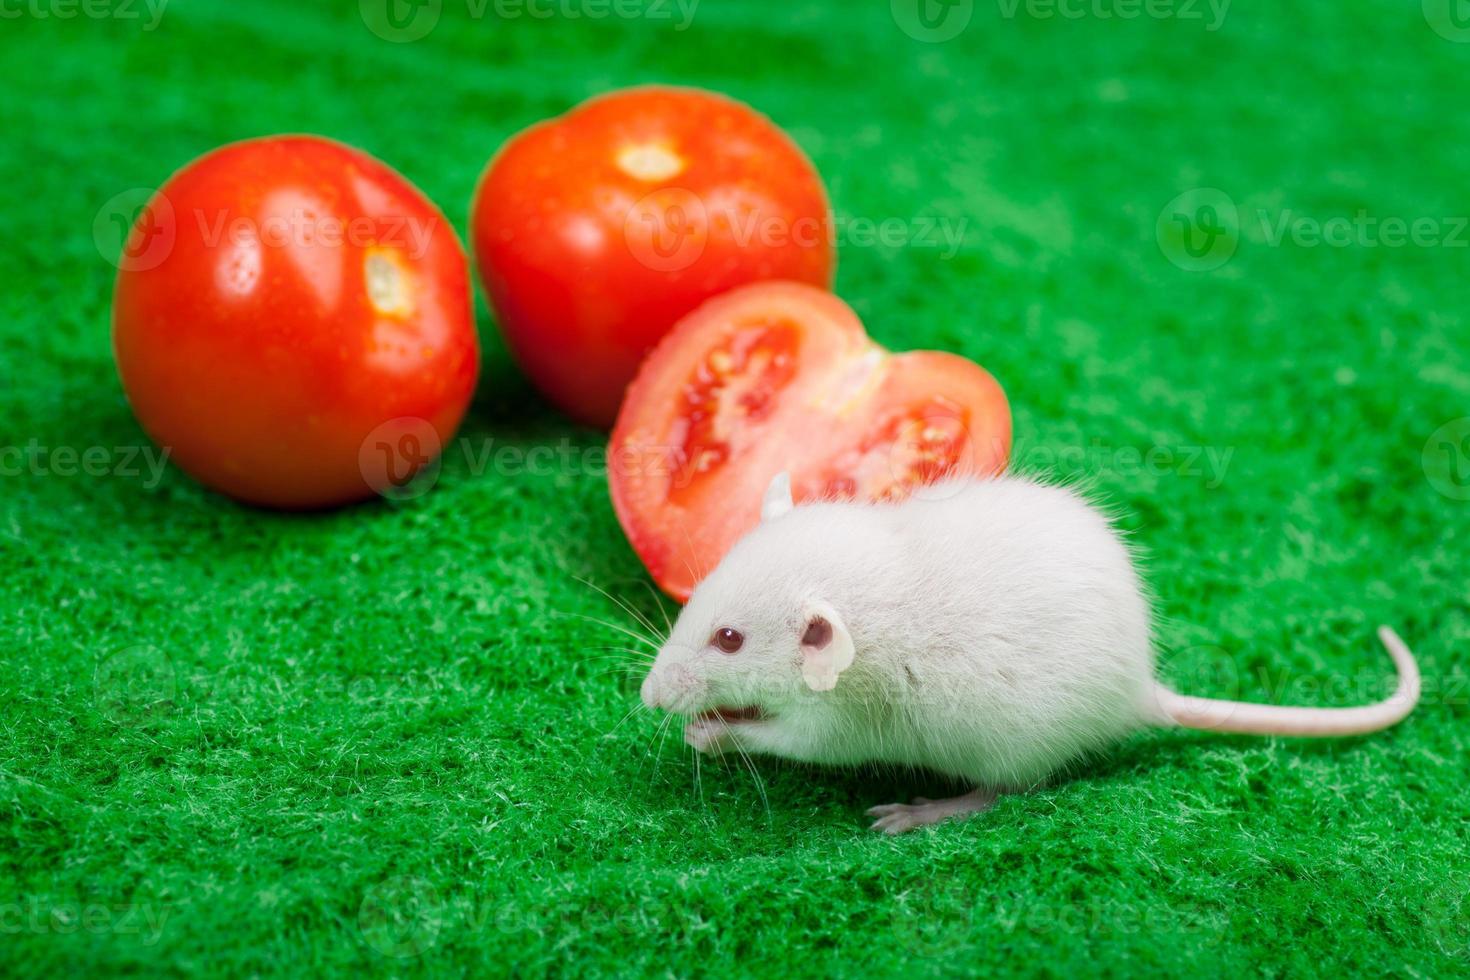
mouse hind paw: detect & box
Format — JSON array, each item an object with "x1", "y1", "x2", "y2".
[{"x1": 866, "y1": 788, "x2": 998, "y2": 834}]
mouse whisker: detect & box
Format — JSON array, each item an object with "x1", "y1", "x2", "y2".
[
  {"x1": 634, "y1": 578, "x2": 675, "y2": 637},
  {"x1": 671, "y1": 515, "x2": 711, "y2": 590},
  {"x1": 605, "y1": 699, "x2": 648, "y2": 738},
  {"x1": 573, "y1": 575, "x2": 668, "y2": 645},
  {"x1": 576, "y1": 653, "x2": 655, "y2": 678},
  {"x1": 643, "y1": 712, "x2": 673, "y2": 788},
  {"x1": 692, "y1": 741, "x2": 705, "y2": 812},
  {"x1": 716, "y1": 715, "x2": 771, "y2": 822},
  {"x1": 582, "y1": 647, "x2": 657, "y2": 666},
  {"x1": 553, "y1": 610, "x2": 661, "y2": 651},
  {"x1": 581, "y1": 645, "x2": 654, "y2": 658},
  {"x1": 651, "y1": 712, "x2": 677, "y2": 781},
  {"x1": 581, "y1": 663, "x2": 653, "y2": 688}
]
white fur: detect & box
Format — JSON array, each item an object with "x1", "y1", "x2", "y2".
[
  {"x1": 637, "y1": 473, "x2": 1417, "y2": 828},
  {"x1": 641, "y1": 473, "x2": 1421, "y2": 809},
  {"x1": 641, "y1": 474, "x2": 1160, "y2": 790}
]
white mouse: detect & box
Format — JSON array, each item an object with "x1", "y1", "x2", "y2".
[{"x1": 638, "y1": 472, "x2": 1421, "y2": 833}]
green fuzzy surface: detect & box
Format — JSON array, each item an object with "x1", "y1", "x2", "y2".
[{"x1": 2, "y1": 0, "x2": 1469, "y2": 975}]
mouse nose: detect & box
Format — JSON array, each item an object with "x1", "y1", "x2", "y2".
[
  {"x1": 640, "y1": 671, "x2": 660, "y2": 710},
  {"x1": 641, "y1": 663, "x2": 704, "y2": 712}
]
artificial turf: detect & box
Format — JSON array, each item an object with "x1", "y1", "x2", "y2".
[{"x1": 3, "y1": 0, "x2": 1469, "y2": 975}]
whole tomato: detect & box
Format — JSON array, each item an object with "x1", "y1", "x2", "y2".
[
  {"x1": 112, "y1": 135, "x2": 480, "y2": 509},
  {"x1": 471, "y1": 85, "x2": 835, "y2": 427}
]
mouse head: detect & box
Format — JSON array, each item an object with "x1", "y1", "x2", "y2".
[{"x1": 639, "y1": 473, "x2": 857, "y2": 723}]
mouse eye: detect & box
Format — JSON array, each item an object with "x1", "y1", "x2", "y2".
[{"x1": 712, "y1": 627, "x2": 744, "y2": 654}]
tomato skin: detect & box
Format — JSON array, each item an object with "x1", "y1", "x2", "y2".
[
  {"x1": 471, "y1": 85, "x2": 835, "y2": 428},
  {"x1": 112, "y1": 136, "x2": 480, "y2": 509},
  {"x1": 611, "y1": 282, "x2": 1012, "y2": 601}
]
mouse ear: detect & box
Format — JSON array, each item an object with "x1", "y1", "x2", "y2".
[
  {"x1": 761, "y1": 471, "x2": 794, "y2": 522},
  {"x1": 800, "y1": 600, "x2": 854, "y2": 692}
]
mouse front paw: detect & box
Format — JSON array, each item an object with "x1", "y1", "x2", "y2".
[{"x1": 683, "y1": 718, "x2": 736, "y2": 755}]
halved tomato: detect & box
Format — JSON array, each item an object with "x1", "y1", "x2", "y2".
[{"x1": 609, "y1": 281, "x2": 1012, "y2": 600}]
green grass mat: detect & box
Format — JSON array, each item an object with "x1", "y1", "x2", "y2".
[{"x1": 1, "y1": 0, "x2": 1467, "y2": 974}]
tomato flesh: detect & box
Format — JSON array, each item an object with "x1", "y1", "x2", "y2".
[
  {"x1": 817, "y1": 396, "x2": 974, "y2": 502},
  {"x1": 610, "y1": 282, "x2": 1012, "y2": 600},
  {"x1": 668, "y1": 321, "x2": 800, "y2": 502}
]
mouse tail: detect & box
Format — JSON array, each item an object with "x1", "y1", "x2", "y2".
[{"x1": 1150, "y1": 626, "x2": 1421, "y2": 737}]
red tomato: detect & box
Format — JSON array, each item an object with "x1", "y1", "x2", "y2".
[
  {"x1": 610, "y1": 282, "x2": 1012, "y2": 600},
  {"x1": 112, "y1": 136, "x2": 480, "y2": 509},
  {"x1": 471, "y1": 85, "x2": 835, "y2": 428}
]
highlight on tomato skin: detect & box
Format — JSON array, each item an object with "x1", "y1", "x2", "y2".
[
  {"x1": 471, "y1": 84, "x2": 836, "y2": 429},
  {"x1": 608, "y1": 281, "x2": 1013, "y2": 601},
  {"x1": 111, "y1": 135, "x2": 480, "y2": 510}
]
